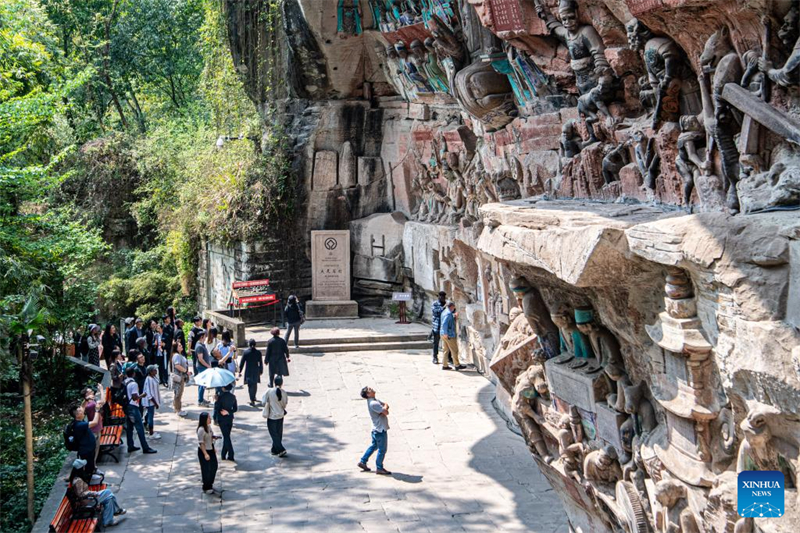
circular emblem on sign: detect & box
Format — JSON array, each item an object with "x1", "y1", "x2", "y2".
[{"x1": 324, "y1": 238, "x2": 338, "y2": 250}]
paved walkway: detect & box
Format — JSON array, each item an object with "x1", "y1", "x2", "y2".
[{"x1": 95, "y1": 320, "x2": 568, "y2": 532}]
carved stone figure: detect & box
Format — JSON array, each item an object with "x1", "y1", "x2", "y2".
[
  {"x1": 604, "y1": 362, "x2": 629, "y2": 413},
  {"x1": 423, "y1": 37, "x2": 450, "y2": 92},
  {"x1": 512, "y1": 365, "x2": 552, "y2": 461},
  {"x1": 337, "y1": 0, "x2": 362, "y2": 38},
  {"x1": 737, "y1": 404, "x2": 799, "y2": 487},
  {"x1": 453, "y1": 61, "x2": 518, "y2": 131},
  {"x1": 561, "y1": 120, "x2": 585, "y2": 159},
  {"x1": 410, "y1": 39, "x2": 447, "y2": 93},
  {"x1": 631, "y1": 129, "x2": 660, "y2": 190},
  {"x1": 535, "y1": 0, "x2": 614, "y2": 100},
  {"x1": 700, "y1": 27, "x2": 745, "y2": 213},
  {"x1": 577, "y1": 75, "x2": 614, "y2": 143},
  {"x1": 627, "y1": 19, "x2": 701, "y2": 128},
  {"x1": 395, "y1": 41, "x2": 433, "y2": 94},
  {"x1": 428, "y1": 14, "x2": 467, "y2": 76},
  {"x1": 575, "y1": 307, "x2": 622, "y2": 369},
  {"x1": 653, "y1": 479, "x2": 701, "y2": 533},
  {"x1": 760, "y1": 31, "x2": 800, "y2": 87},
  {"x1": 562, "y1": 442, "x2": 586, "y2": 483},
  {"x1": 675, "y1": 115, "x2": 707, "y2": 211},
  {"x1": 602, "y1": 142, "x2": 630, "y2": 186},
  {"x1": 570, "y1": 405, "x2": 584, "y2": 444},
  {"x1": 584, "y1": 445, "x2": 623, "y2": 489},
  {"x1": 550, "y1": 304, "x2": 593, "y2": 365},
  {"x1": 510, "y1": 278, "x2": 561, "y2": 360}
]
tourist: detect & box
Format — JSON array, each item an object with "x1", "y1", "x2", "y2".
[
  {"x1": 81, "y1": 387, "x2": 104, "y2": 465},
  {"x1": 77, "y1": 324, "x2": 90, "y2": 361},
  {"x1": 195, "y1": 330, "x2": 212, "y2": 406},
  {"x1": 439, "y1": 301, "x2": 465, "y2": 371},
  {"x1": 162, "y1": 309, "x2": 175, "y2": 371},
  {"x1": 101, "y1": 323, "x2": 123, "y2": 369},
  {"x1": 126, "y1": 318, "x2": 144, "y2": 355},
  {"x1": 218, "y1": 331, "x2": 237, "y2": 374},
  {"x1": 265, "y1": 327, "x2": 290, "y2": 387},
  {"x1": 197, "y1": 412, "x2": 220, "y2": 495},
  {"x1": 145, "y1": 319, "x2": 158, "y2": 365},
  {"x1": 123, "y1": 366, "x2": 156, "y2": 454},
  {"x1": 283, "y1": 295, "x2": 304, "y2": 349},
  {"x1": 205, "y1": 327, "x2": 218, "y2": 357},
  {"x1": 171, "y1": 342, "x2": 190, "y2": 416},
  {"x1": 188, "y1": 316, "x2": 203, "y2": 374},
  {"x1": 110, "y1": 349, "x2": 125, "y2": 390},
  {"x1": 214, "y1": 384, "x2": 238, "y2": 461},
  {"x1": 263, "y1": 374, "x2": 288, "y2": 456},
  {"x1": 357, "y1": 386, "x2": 391, "y2": 475},
  {"x1": 174, "y1": 318, "x2": 186, "y2": 363},
  {"x1": 142, "y1": 365, "x2": 162, "y2": 440},
  {"x1": 134, "y1": 349, "x2": 148, "y2": 395},
  {"x1": 73, "y1": 326, "x2": 84, "y2": 360},
  {"x1": 86, "y1": 324, "x2": 101, "y2": 367},
  {"x1": 430, "y1": 291, "x2": 447, "y2": 364},
  {"x1": 154, "y1": 324, "x2": 168, "y2": 386},
  {"x1": 68, "y1": 459, "x2": 126, "y2": 527},
  {"x1": 69, "y1": 402, "x2": 98, "y2": 477},
  {"x1": 238, "y1": 339, "x2": 263, "y2": 406}
]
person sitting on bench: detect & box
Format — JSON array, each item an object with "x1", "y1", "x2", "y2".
[{"x1": 69, "y1": 458, "x2": 127, "y2": 528}]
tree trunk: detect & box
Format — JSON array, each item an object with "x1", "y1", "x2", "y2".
[{"x1": 20, "y1": 338, "x2": 35, "y2": 524}]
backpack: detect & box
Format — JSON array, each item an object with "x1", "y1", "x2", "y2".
[
  {"x1": 64, "y1": 421, "x2": 79, "y2": 451},
  {"x1": 113, "y1": 381, "x2": 130, "y2": 408}
]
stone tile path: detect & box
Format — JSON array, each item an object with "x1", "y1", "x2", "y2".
[{"x1": 96, "y1": 321, "x2": 568, "y2": 532}]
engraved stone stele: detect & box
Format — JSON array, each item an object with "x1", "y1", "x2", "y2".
[
  {"x1": 306, "y1": 230, "x2": 359, "y2": 319},
  {"x1": 546, "y1": 357, "x2": 609, "y2": 413}
]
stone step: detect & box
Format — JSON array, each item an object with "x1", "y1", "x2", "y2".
[
  {"x1": 299, "y1": 333, "x2": 429, "y2": 346},
  {"x1": 279, "y1": 339, "x2": 432, "y2": 354}
]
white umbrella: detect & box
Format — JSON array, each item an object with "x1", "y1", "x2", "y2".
[{"x1": 194, "y1": 368, "x2": 236, "y2": 388}]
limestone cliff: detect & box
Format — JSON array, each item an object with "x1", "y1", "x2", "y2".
[{"x1": 218, "y1": 1, "x2": 800, "y2": 531}]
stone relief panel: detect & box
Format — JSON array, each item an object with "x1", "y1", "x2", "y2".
[{"x1": 358, "y1": 0, "x2": 800, "y2": 217}]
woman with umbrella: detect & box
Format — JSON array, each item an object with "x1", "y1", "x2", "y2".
[{"x1": 265, "y1": 328, "x2": 290, "y2": 387}]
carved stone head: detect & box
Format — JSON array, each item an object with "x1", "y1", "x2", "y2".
[
  {"x1": 700, "y1": 26, "x2": 733, "y2": 71},
  {"x1": 574, "y1": 307, "x2": 596, "y2": 335},
  {"x1": 409, "y1": 39, "x2": 426, "y2": 60},
  {"x1": 394, "y1": 41, "x2": 409, "y2": 59},
  {"x1": 654, "y1": 479, "x2": 687, "y2": 509},
  {"x1": 626, "y1": 19, "x2": 653, "y2": 52},
  {"x1": 679, "y1": 115, "x2": 701, "y2": 133},
  {"x1": 558, "y1": 0, "x2": 579, "y2": 33},
  {"x1": 550, "y1": 304, "x2": 574, "y2": 331}
]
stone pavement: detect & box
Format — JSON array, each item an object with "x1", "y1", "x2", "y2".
[{"x1": 92, "y1": 320, "x2": 569, "y2": 532}]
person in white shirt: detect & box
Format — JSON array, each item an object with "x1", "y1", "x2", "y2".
[
  {"x1": 142, "y1": 365, "x2": 162, "y2": 440},
  {"x1": 262, "y1": 375, "x2": 288, "y2": 457},
  {"x1": 123, "y1": 367, "x2": 156, "y2": 454}
]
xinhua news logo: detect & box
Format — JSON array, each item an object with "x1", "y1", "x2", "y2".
[{"x1": 738, "y1": 471, "x2": 784, "y2": 518}]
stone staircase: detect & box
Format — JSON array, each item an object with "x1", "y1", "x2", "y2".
[{"x1": 261, "y1": 332, "x2": 431, "y2": 354}]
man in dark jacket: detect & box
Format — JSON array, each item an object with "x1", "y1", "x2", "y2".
[
  {"x1": 266, "y1": 328, "x2": 290, "y2": 387},
  {"x1": 161, "y1": 315, "x2": 175, "y2": 370},
  {"x1": 214, "y1": 384, "x2": 238, "y2": 461},
  {"x1": 174, "y1": 318, "x2": 186, "y2": 352},
  {"x1": 283, "y1": 295, "x2": 304, "y2": 349},
  {"x1": 145, "y1": 319, "x2": 157, "y2": 365},
  {"x1": 188, "y1": 316, "x2": 204, "y2": 374},
  {"x1": 238, "y1": 339, "x2": 263, "y2": 406},
  {"x1": 126, "y1": 318, "x2": 144, "y2": 355}
]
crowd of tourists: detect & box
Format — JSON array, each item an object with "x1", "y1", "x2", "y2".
[
  {"x1": 63, "y1": 297, "x2": 304, "y2": 520},
  {"x1": 60, "y1": 289, "x2": 458, "y2": 524}
]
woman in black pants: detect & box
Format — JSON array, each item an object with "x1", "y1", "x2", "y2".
[{"x1": 197, "y1": 412, "x2": 219, "y2": 495}]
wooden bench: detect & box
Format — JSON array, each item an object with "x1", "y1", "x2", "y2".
[
  {"x1": 49, "y1": 493, "x2": 99, "y2": 533},
  {"x1": 97, "y1": 425, "x2": 123, "y2": 463}
]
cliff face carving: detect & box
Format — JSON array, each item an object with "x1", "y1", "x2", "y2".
[{"x1": 220, "y1": 1, "x2": 800, "y2": 531}]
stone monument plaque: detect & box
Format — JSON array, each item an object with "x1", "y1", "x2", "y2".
[
  {"x1": 311, "y1": 230, "x2": 350, "y2": 301},
  {"x1": 307, "y1": 230, "x2": 359, "y2": 319},
  {"x1": 490, "y1": 0, "x2": 525, "y2": 34}
]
